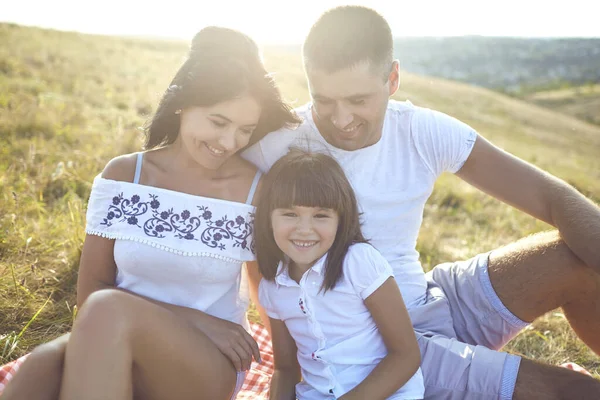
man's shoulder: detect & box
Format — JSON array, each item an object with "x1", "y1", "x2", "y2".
[
  {"x1": 256, "y1": 103, "x2": 311, "y2": 141},
  {"x1": 241, "y1": 103, "x2": 327, "y2": 171},
  {"x1": 386, "y1": 100, "x2": 436, "y2": 121},
  {"x1": 387, "y1": 99, "x2": 415, "y2": 113},
  {"x1": 388, "y1": 100, "x2": 470, "y2": 136}
]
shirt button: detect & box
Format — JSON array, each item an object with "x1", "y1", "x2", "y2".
[{"x1": 329, "y1": 389, "x2": 334, "y2": 394}]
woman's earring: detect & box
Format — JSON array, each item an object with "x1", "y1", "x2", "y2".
[{"x1": 174, "y1": 109, "x2": 182, "y2": 115}]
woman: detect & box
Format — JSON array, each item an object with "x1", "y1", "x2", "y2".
[{"x1": 1, "y1": 26, "x2": 299, "y2": 400}]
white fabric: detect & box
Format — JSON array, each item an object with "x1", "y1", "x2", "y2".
[
  {"x1": 85, "y1": 176, "x2": 256, "y2": 327},
  {"x1": 259, "y1": 243, "x2": 424, "y2": 399},
  {"x1": 243, "y1": 100, "x2": 477, "y2": 308}
]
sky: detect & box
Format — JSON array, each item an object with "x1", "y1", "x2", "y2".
[{"x1": 2, "y1": 0, "x2": 599, "y2": 44}]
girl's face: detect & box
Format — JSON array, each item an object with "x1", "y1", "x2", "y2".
[
  {"x1": 178, "y1": 94, "x2": 261, "y2": 170},
  {"x1": 271, "y1": 206, "x2": 339, "y2": 271}
]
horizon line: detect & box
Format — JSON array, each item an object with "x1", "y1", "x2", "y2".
[{"x1": 3, "y1": 21, "x2": 600, "y2": 45}]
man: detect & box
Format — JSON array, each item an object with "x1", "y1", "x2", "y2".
[{"x1": 242, "y1": 6, "x2": 600, "y2": 399}]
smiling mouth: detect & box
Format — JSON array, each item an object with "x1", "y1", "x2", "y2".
[
  {"x1": 291, "y1": 240, "x2": 318, "y2": 249},
  {"x1": 337, "y1": 123, "x2": 363, "y2": 138},
  {"x1": 203, "y1": 142, "x2": 226, "y2": 157}
]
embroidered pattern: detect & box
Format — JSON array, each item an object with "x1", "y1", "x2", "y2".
[
  {"x1": 100, "y1": 192, "x2": 254, "y2": 252},
  {"x1": 299, "y1": 297, "x2": 307, "y2": 314}
]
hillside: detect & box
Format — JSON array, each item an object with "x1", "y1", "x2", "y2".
[
  {"x1": 1, "y1": 23, "x2": 599, "y2": 373},
  {"x1": 524, "y1": 84, "x2": 600, "y2": 126}
]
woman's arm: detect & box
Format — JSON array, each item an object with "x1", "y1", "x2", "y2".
[
  {"x1": 269, "y1": 318, "x2": 301, "y2": 400},
  {"x1": 339, "y1": 277, "x2": 421, "y2": 400},
  {"x1": 76, "y1": 234, "x2": 117, "y2": 307},
  {"x1": 246, "y1": 261, "x2": 272, "y2": 334},
  {"x1": 76, "y1": 153, "x2": 137, "y2": 306}
]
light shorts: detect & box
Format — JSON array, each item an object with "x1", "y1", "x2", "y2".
[
  {"x1": 408, "y1": 252, "x2": 529, "y2": 399},
  {"x1": 230, "y1": 370, "x2": 247, "y2": 400}
]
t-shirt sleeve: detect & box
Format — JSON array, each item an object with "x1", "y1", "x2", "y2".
[
  {"x1": 345, "y1": 244, "x2": 394, "y2": 300},
  {"x1": 241, "y1": 140, "x2": 270, "y2": 173},
  {"x1": 241, "y1": 126, "x2": 304, "y2": 173},
  {"x1": 410, "y1": 107, "x2": 478, "y2": 176},
  {"x1": 258, "y1": 279, "x2": 280, "y2": 319},
  {"x1": 241, "y1": 109, "x2": 314, "y2": 173}
]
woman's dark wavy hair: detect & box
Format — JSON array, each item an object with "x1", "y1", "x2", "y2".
[
  {"x1": 144, "y1": 26, "x2": 300, "y2": 150},
  {"x1": 254, "y1": 149, "x2": 368, "y2": 292}
]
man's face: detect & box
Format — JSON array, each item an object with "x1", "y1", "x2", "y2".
[{"x1": 307, "y1": 61, "x2": 398, "y2": 151}]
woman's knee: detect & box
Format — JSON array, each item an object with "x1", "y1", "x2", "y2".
[
  {"x1": 29, "y1": 333, "x2": 70, "y2": 366},
  {"x1": 73, "y1": 289, "x2": 135, "y2": 339}
]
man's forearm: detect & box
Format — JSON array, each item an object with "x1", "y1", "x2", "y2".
[{"x1": 548, "y1": 179, "x2": 600, "y2": 272}]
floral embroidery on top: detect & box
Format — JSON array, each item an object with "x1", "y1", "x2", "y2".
[{"x1": 100, "y1": 192, "x2": 254, "y2": 253}]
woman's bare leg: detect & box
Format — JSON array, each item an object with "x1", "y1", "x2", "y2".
[
  {"x1": 1, "y1": 334, "x2": 69, "y2": 400},
  {"x1": 58, "y1": 289, "x2": 237, "y2": 400}
]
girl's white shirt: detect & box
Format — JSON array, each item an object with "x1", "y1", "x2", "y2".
[{"x1": 259, "y1": 243, "x2": 424, "y2": 399}]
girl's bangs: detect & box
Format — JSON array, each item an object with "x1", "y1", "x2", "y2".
[{"x1": 269, "y1": 163, "x2": 341, "y2": 211}]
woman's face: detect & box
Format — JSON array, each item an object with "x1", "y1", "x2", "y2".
[{"x1": 178, "y1": 94, "x2": 261, "y2": 170}]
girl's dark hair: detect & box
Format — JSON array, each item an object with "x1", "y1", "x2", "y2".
[
  {"x1": 255, "y1": 149, "x2": 368, "y2": 292},
  {"x1": 144, "y1": 26, "x2": 300, "y2": 150}
]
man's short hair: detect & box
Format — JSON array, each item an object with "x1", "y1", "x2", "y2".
[{"x1": 302, "y1": 6, "x2": 393, "y2": 79}]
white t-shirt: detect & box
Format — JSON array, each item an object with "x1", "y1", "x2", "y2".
[
  {"x1": 243, "y1": 100, "x2": 477, "y2": 307},
  {"x1": 259, "y1": 243, "x2": 425, "y2": 400}
]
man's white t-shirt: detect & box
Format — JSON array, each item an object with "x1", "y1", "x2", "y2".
[{"x1": 243, "y1": 100, "x2": 477, "y2": 307}]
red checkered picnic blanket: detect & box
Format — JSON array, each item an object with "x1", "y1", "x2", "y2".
[{"x1": 0, "y1": 322, "x2": 273, "y2": 398}]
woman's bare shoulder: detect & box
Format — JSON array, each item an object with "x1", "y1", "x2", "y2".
[{"x1": 101, "y1": 153, "x2": 140, "y2": 182}]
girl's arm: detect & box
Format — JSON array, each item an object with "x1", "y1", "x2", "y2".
[
  {"x1": 269, "y1": 318, "x2": 301, "y2": 400},
  {"x1": 339, "y1": 277, "x2": 421, "y2": 400},
  {"x1": 246, "y1": 261, "x2": 272, "y2": 334}
]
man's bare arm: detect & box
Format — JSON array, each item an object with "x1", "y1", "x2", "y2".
[{"x1": 456, "y1": 135, "x2": 600, "y2": 272}]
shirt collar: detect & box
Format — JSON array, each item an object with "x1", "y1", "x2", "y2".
[
  {"x1": 273, "y1": 253, "x2": 328, "y2": 287},
  {"x1": 310, "y1": 253, "x2": 327, "y2": 275}
]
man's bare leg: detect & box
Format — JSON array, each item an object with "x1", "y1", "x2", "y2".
[
  {"x1": 488, "y1": 230, "x2": 600, "y2": 354},
  {"x1": 514, "y1": 359, "x2": 600, "y2": 399},
  {"x1": 0, "y1": 334, "x2": 68, "y2": 400}
]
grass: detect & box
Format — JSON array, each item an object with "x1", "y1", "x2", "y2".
[{"x1": 1, "y1": 23, "x2": 599, "y2": 377}]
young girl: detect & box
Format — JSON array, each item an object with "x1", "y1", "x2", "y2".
[
  {"x1": 1, "y1": 26, "x2": 298, "y2": 400},
  {"x1": 254, "y1": 150, "x2": 424, "y2": 400}
]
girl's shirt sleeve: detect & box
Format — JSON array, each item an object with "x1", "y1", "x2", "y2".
[{"x1": 344, "y1": 243, "x2": 394, "y2": 300}]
